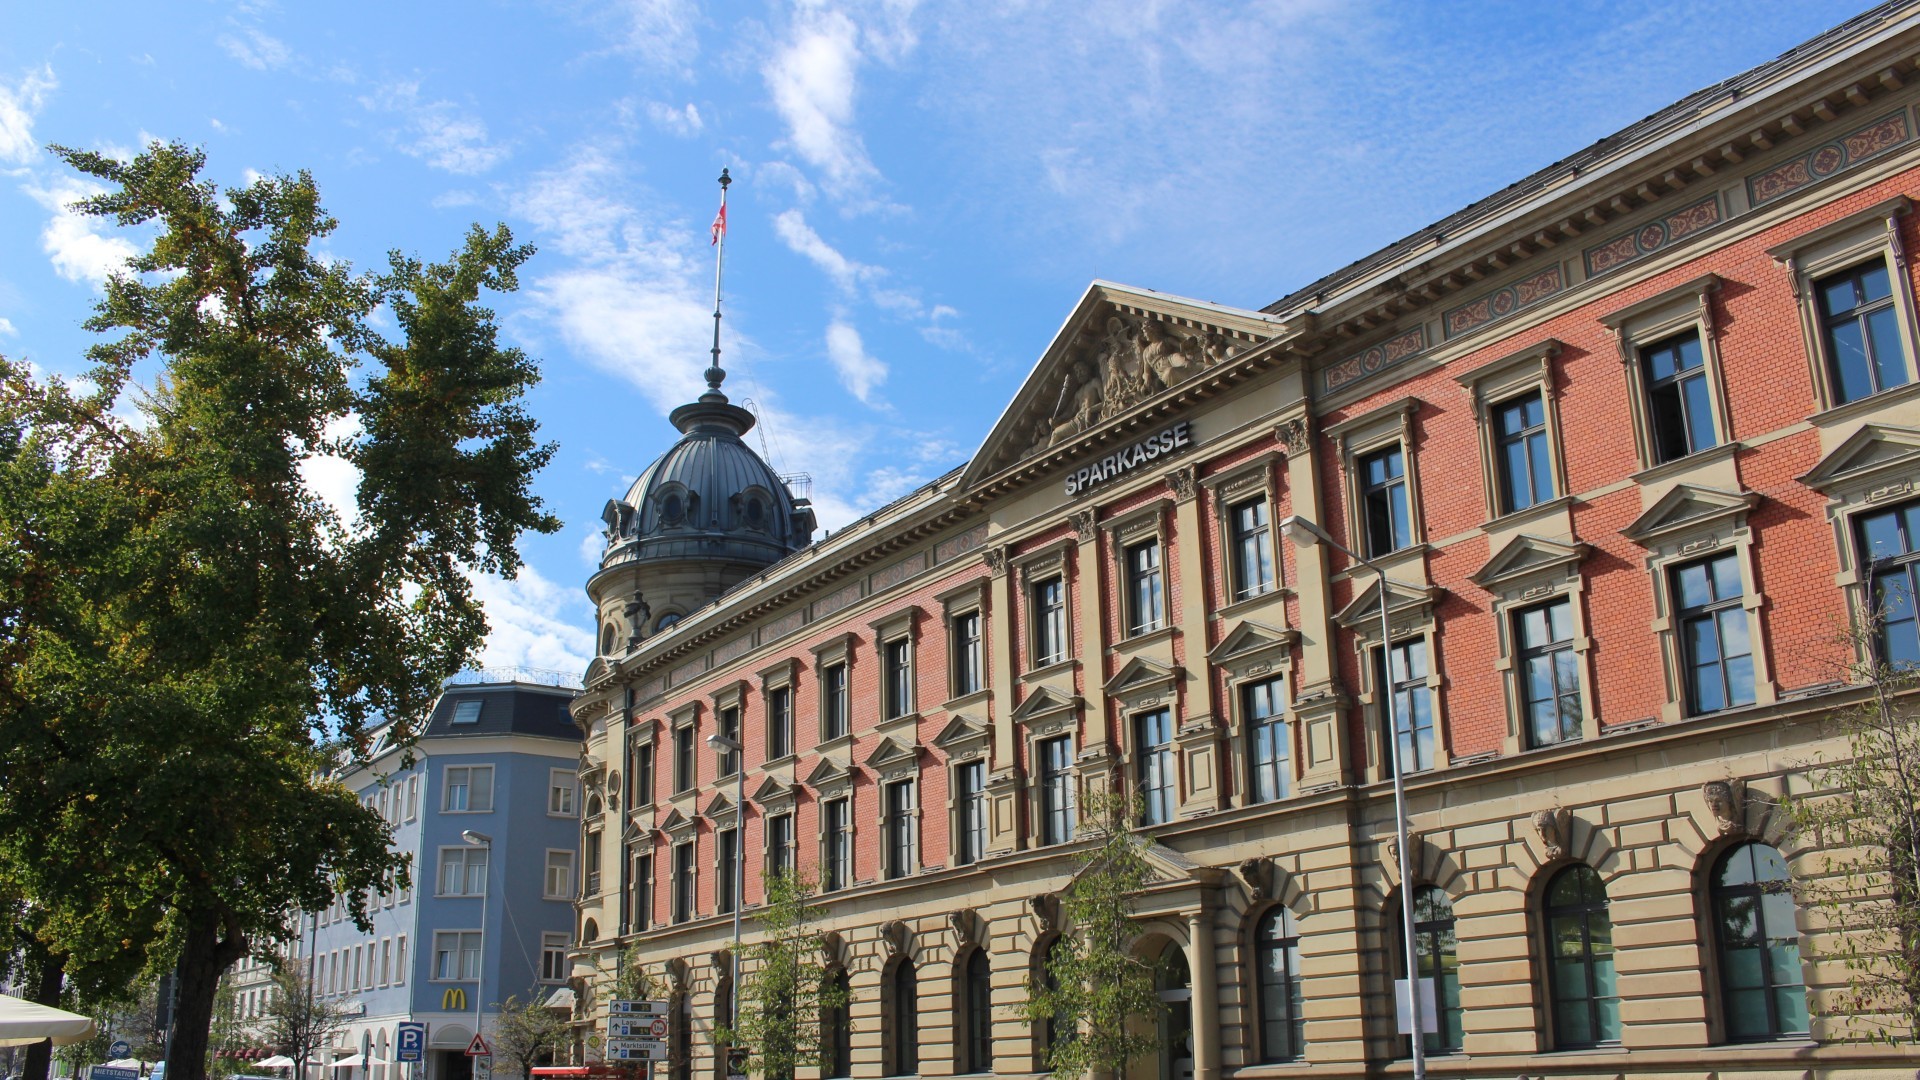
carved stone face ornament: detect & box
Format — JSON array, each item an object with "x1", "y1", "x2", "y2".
[{"x1": 1702, "y1": 779, "x2": 1746, "y2": 836}]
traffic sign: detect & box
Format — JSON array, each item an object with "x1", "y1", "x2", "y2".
[
  {"x1": 466, "y1": 1034, "x2": 491, "y2": 1058},
  {"x1": 93, "y1": 1068, "x2": 139, "y2": 1080},
  {"x1": 107, "y1": 1040, "x2": 132, "y2": 1059},
  {"x1": 608, "y1": 1017, "x2": 670, "y2": 1039},
  {"x1": 607, "y1": 999, "x2": 668, "y2": 1016},
  {"x1": 396, "y1": 1023, "x2": 427, "y2": 1064},
  {"x1": 603, "y1": 1044, "x2": 668, "y2": 1063}
]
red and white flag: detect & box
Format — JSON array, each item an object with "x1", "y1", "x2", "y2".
[{"x1": 710, "y1": 202, "x2": 727, "y2": 245}]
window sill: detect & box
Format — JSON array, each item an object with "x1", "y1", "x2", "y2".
[
  {"x1": 1332, "y1": 543, "x2": 1430, "y2": 582},
  {"x1": 1113, "y1": 625, "x2": 1176, "y2": 651},
  {"x1": 1479, "y1": 493, "x2": 1575, "y2": 533},
  {"x1": 761, "y1": 752, "x2": 799, "y2": 772},
  {"x1": 814, "y1": 733, "x2": 854, "y2": 755},
  {"x1": 1021, "y1": 657, "x2": 1080, "y2": 683},
  {"x1": 1809, "y1": 377, "x2": 1920, "y2": 428},
  {"x1": 1215, "y1": 588, "x2": 1293, "y2": 622},
  {"x1": 1628, "y1": 440, "x2": 1738, "y2": 487},
  {"x1": 941, "y1": 688, "x2": 993, "y2": 713}
]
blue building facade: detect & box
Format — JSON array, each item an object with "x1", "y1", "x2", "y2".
[{"x1": 306, "y1": 674, "x2": 583, "y2": 1080}]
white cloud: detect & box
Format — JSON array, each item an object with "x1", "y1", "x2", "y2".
[
  {"x1": 297, "y1": 412, "x2": 365, "y2": 532},
  {"x1": 0, "y1": 317, "x2": 16, "y2": 337},
  {"x1": 773, "y1": 208, "x2": 875, "y2": 292},
  {"x1": 217, "y1": 27, "x2": 292, "y2": 70},
  {"x1": 588, "y1": 0, "x2": 701, "y2": 73},
  {"x1": 471, "y1": 564, "x2": 596, "y2": 674},
  {"x1": 22, "y1": 176, "x2": 139, "y2": 288},
  {"x1": 645, "y1": 101, "x2": 703, "y2": 136},
  {"x1": 0, "y1": 64, "x2": 55, "y2": 166},
  {"x1": 362, "y1": 81, "x2": 509, "y2": 175},
  {"x1": 430, "y1": 189, "x2": 480, "y2": 209},
  {"x1": 764, "y1": 8, "x2": 878, "y2": 196},
  {"x1": 825, "y1": 318, "x2": 886, "y2": 404}
]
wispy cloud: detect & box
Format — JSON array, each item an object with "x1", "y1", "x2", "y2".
[
  {"x1": 645, "y1": 101, "x2": 704, "y2": 136},
  {"x1": 773, "y1": 207, "x2": 877, "y2": 292},
  {"x1": 825, "y1": 318, "x2": 886, "y2": 404},
  {"x1": 0, "y1": 317, "x2": 16, "y2": 338},
  {"x1": 0, "y1": 64, "x2": 55, "y2": 166},
  {"x1": 21, "y1": 176, "x2": 139, "y2": 288},
  {"x1": 763, "y1": 7, "x2": 877, "y2": 197},
  {"x1": 361, "y1": 81, "x2": 510, "y2": 175},
  {"x1": 217, "y1": 27, "x2": 292, "y2": 70},
  {"x1": 471, "y1": 563, "x2": 597, "y2": 674}
]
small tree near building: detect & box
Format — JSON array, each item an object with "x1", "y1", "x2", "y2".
[
  {"x1": 489, "y1": 992, "x2": 571, "y2": 1080},
  {"x1": 718, "y1": 871, "x2": 848, "y2": 1080},
  {"x1": 257, "y1": 965, "x2": 351, "y2": 1073}
]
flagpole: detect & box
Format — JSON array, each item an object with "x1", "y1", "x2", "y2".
[{"x1": 708, "y1": 168, "x2": 731, "y2": 391}]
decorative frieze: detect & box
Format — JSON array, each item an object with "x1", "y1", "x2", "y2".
[
  {"x1": 1443, "y1": 265, "x2": 1566, "y2": 339},
  {"x1": 1748, "y1": 108, "x2": 1912, "y2": 206},
  {"x1": 1323, "y1": 326, "x2": 1427, "y2": 394},
  {"x1": 1583, "y1": 195, "x2": 1722, "y2": 277},
  {"x1": 935, "y1": 523, "x2": 989, "y2": 564}
]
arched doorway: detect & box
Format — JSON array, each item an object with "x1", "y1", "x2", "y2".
[{"x1": 1157, "y1": 944, "x2": 1193, "y2": 1080}]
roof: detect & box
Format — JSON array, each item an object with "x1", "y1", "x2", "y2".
[{"x1": 423, "y1": 682, "x2": 581, "y2": 741}]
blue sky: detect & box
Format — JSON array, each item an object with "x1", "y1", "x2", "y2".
[{"x1": 0, "y1": 0, "x2": 1872, "y2": 675}]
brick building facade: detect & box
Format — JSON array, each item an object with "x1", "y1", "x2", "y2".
[{"x1": 570, "y1": 7, "x2": 1920, "y2": 1080}]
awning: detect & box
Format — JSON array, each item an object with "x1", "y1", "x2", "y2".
[
  {"x1": 0, "y1": 994, "x2": 96, "y2": 1048},
  {"x1": 105, "y1": 1060, "x2": 151, "y2": 1069},
  {"x1": 542, "y1": 986, "x2": 575, "y2": 1010},
  {"x1": 330, "y1": 1055, "x2": 390, "y2": 1068},
  {"x1": 258, "y1": 1056, "x2": 297, "y2": 1069}
]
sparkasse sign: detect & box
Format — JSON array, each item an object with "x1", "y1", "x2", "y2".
[{"x1": 1064, "y1": 421, "x2": 1195, "y2": 497}]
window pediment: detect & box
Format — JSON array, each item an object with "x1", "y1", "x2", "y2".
[
  {"x1": 1102, "y1": 656, "x2": 1181, "y2": 697},
  {"x1": 864, "y1": 737, "x2": 923, "y2": 782},
  {"x1": 1621, "y1": 484, "x2": 1760, "y2": 547},
  {"x1": 702, "y1": 791, "x2": 736, "y2": 826},
  {"x1": 1798, "y1": 423, "x2": 1920, "y2": 497},
  {"x1": 804, "y1": 756, "x2": 854, "y2": 797},
  {"x1": 1206, "y1": 620, "x2": 1299, "y2": 669},
  {"x1": 1469, "y1": 534, "x2": 1590, "y2": 592},
  {"x1": 933, "y1": 715, "x2": 990, "y2": 761},
  {"x1": 750, "y1": 775, "x2": 796, "y2": 812},
  {"x1": 660, "y1": 808, "x2": 696, "y2": 839},
  {"x1": 1333, "y1": 576, "x2": 1443, "y2": 630},
  {"x1": 1011, "y1": 685, "x2": 1082, "y2": 726}
]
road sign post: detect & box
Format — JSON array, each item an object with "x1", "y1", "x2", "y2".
[{"x1": 396, "y1": 1023, "x2": 427, "y2": 1064}]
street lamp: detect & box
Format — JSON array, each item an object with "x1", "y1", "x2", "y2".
[
  {"x1": 704, "y1": 733, "x2": 745, "y2": 1045},
  {"x1": 461, "y1": 830, "x2": 493, "y2": 1056},
  {"x1": 1276, "y1": 515, "x2": 1427, "y2": 1080}
]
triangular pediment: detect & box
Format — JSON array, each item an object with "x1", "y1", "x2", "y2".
[
  {"x1": 749, "y1": 775, "x2": 794, "y2": 806},
  {"x1": 701, "y1": 791, "x2": 734, "y2": 821},
  {"x1": 621, "y1": 819, "x2": 652, "y2": 843},
  {"x1": 803, "y1": 756, "x2": 851, "y2": 790},
  {"x1": 1206, "y1": 620, "x2": 1299, "y2": 666},
  {"x1": 863, "y1": 737, "x2": 922, "y2": 771},
  {"x1": 1067, "y1": 840, "x2": 1213, "y2": 888},
  {"x1": 933, "y1": 714, "x2": 989, "y2": 750},
  {"x1": 961, "y1": 282, "x2": 1287, "y2": 488},
  {"x1": 1469, "y1": 535, "x2": 1590, "y2": 590},
  {"x1": 1798, "y1": 423, "x2": 1920, "y2": 494},
  {"x1": 659, "y1": 808, "x2": 694, "y2": 836},
  {"x1": 1011, "y1": 685, "x2": 1082, "y2": 725},
  {"x1": 1102, "y1": 656, "x2": 1181, "y2": 697},
  {"x1": 1333, "y1": 576, "x2": 1443, "y2": 629},
  {"x1": 1622, "y1": 484, "x2": 1759, "y2": 545}
]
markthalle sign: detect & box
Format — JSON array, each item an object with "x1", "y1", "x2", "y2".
[{"x1": 1063, "y1": 420, "x2": 1196, "y2": 497}]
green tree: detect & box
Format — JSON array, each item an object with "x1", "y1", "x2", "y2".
[
  {"x1": 488, "y1": 992, "x2": 570, "y2": 1080},
  {"x1": 719, "y1": 871, "x2": 847, "y2": 1080},
  {"x1": 256, "y1": 964, "x2": 350, "y2": 1074},
  {"x1": 1781, "y1": 616, "x2": 1920, "y2": 1044},
  {"x1": 1020, "y1": 790, "x2": 1165, "y2": 1080},
  {"x1": 0, "y1": 141, "x2": 557, "y2": 1080}
]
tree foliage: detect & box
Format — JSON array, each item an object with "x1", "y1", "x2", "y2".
[
  {"x1": 1020, "y1": 791, "x2": 1165, "y2": 1080},
  {"x1": 255, "y1": 963, "x2": 352, "y2": 1072},
  {"x1": 719, "y1": 871, "x2": 848, "y2": 1080},
  {"x1": 0, "y1": 140, "x2": 558, "y2": 1080},
  {"x1": 489, "y1": 992, "x2": 570, "y2": 1080}
]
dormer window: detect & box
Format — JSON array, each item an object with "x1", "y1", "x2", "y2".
[
  {"x1": 746, "y1": 497, "x2": 765, "y2": 528},
  {"x1": 661, "y1": 493, "x2": 684, "y2": 524},
  {"x1": 451, "y1": 700, "x2": 482, "y2": 724}
]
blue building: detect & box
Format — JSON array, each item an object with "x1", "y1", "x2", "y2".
[{"x1": 306, "y1": 672, "x2": 584, "y2": 1080}]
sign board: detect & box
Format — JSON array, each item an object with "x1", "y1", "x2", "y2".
[
  {"x1": 396, "y1": 1022, "x2": 427, "y2": 1063},
  {"x1": 607, "y1": 1018, "x2": 669, "y2": 1039},
  {"x1": 473, "y1": 1059, "x2": 491, "y2": 1080},
  {"x1": 606, "y1": 1000, "x2": 668, "y2": 1017},
  {"x1": 1392, "y1": 978, "x2": 1440, "y2": 1035},
  {"x1": 466, "y1": 1034, "x2": 492, "y2": 1058},
  {"x1": 107, "y1": 1041, "x2": 132, "y2": 1060},
  {"x1": 1064, "y1": 421, "x2": 1195, "y2": 497},
  {"x1": 93, "y1": 1068, "x2": 140, "y2": 1080},
  {"x1": 603, "y1": 1045, "x2": 668, "y2": 1063}
]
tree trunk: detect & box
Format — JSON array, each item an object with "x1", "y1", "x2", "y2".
[
  {"x1": 21, "y1": 954, "x2": 65, "y2": 1080},
  {"x1": 167, "y1": 904, "x2": 248, "y2": 1080}
]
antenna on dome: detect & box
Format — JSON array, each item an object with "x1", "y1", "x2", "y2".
[{"x1": 705, "y1": 168, "x2": 731, "y2": 397}]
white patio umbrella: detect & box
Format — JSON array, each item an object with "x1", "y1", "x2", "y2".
[
  {"x1": 330, "y1": 1055, "x2": 389, "y2": 1068},
  {"x1": 0, "y1": 993, "x2": 96, "y2": 1047},
  {"x1": 257, "y1": 1056, "x2": 297, "y2": 1069},
  {"x1": 105, "y1": 1059, "x2": 151, "y2": 1069}
]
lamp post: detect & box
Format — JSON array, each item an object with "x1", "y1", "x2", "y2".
[
  {"x1": 704, "y1": 734, "x2": 745, "y2": 1051},
  {"x1": 461, "y1": 830, "x2": 493, "y2": 1063},
  {"x1": 1276, "y1": 515, "x2": 1427, "y2": 1080}
]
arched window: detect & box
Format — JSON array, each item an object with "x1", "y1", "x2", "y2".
[
  {"x1": 713, "y1": 975, "x2": 733, "y2": 1080},
  {"x1": 1034, "y1": 937, "x2": 1071, "y2": 1069},
  {"x1": 886, "y1": 960, "x2": 919, "y2": 1076},
  {"x1": 601, "y1": 624, "x2": 617, "y2": 655},
  {"x1": 959, "y1": 950, "x2": 992, "y2": 1074},
  {"x1": 670, "y1": 993, "x2": 692, "y2": 1080},
  {"x1": 820, "y1": 970, "x2": 851, "y2": 1079},
  {"x1": 1396, "y1": 886, "x2": 1463, "y2": 1055},
  {"x1": 1255, "y1": 907, "x2": 1304, "y2": 1062},
  {"x1": 1158, "y1": 944, "x2": 1195, "y2": 1080},
  {"x1": 1711, "y1": 842, "x2": 1808, "y2": 1040},
  {"x1": 1544, "y1": 865, "x2": 1618, "y2": 1047}
]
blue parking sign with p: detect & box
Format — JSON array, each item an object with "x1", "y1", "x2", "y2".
[{"x1": 397, "y1": 1022, "x2": 427, "y2": 1063}]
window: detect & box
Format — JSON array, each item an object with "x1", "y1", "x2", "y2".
[
  {"x1": 1230, "y1": 497, "x2": 1276, "y2": 600},
  {"x1": 1134, "y1": 709, "x2": 1174, "y2": 826},
  {"x1": 404, "y1": 774, "x2": 419, "y2": 821},
  {"x1": 955, "y1": 761, "x2": 987, "y2": 867},
  {"x1": 630, "y1": 851, "x2": 653, "y2": 932},
  {"x1": 1125, "y1": 540, "x2": 1166, "y2": 636},
  {"x1": 1244, "y1": 677, "x2": 1290, "y2": 804},
  {"x1": 451, "y1": 699, "x2": 483, "y2": 724},
  {"x1": 716, "y1": 707, "x2": 741, "y2": 777},
  {"x1": 1255, "y1": 907, "x2": 1304, "y2": 1063},
  {"x1": 673, "y1": 724, "x2": 696, "y2": 793},
  {"x1": 767, "y1": 813, "x2": 794, "y2": 879},
  {"x1": 1360, "y1": 446, "x2": 1411, "y2": 557},
  {"x1": 886, "y1": 961, "x2": 919, "y2": 1077},
  {"x1": 1032, "y1": 577, "x2": 1067, "y2": 665},
  {"x1": 584, "y1": 831, "x2": 602, "y2": 896},
  {"x1": 432, "y1": 931, "x2": 481, "y2": 981},
  {"x1": 442, "y1": 765, "x2": 493, "y2": 812},
  {"x1": 1544, "y1": 865, "x2": 1619, "y2": 1048},
  {"x1": 548, "y1": 769, "x2": 576, "y2": 816},
  {"x1": 1378, "y1": 640, "x2": 1435, "y2": 775},
  {"x1": 960, "y1": 950, "x2": 992, "y2": 1073},
  {"x1": 1858, "y1": 500, "x2": 1920, "y2": 669},
  {"x1": 437, "y1": 847, "x2": 488, "y2": 897},
  {"x1": 767, "y1": 686, "x2": 794, "y2": 760},
  {"x1": 1641, "y1": 331, "x2": 1719, "y2": 462},
  {"x1": 821, "y1": 971, "x2": 852, "y2": 1079},
  {"x1": 632, "y1": 741, "x2": 655, "y2": 807},
  {"x1": 1493, "y1": 390, "x2": 1554, "y2": 513},
  {"x1": 540, "y1": 932, "x2": 568, "y2": 983},
  {"x1": 822, "y1": 798, "x2": 850, "y2": 892},
  {"x1": 823, "y1": 664, "x2": 850, "y2": 741},
  {"x1": 1517, "y1": 599, "x2": 1582, "y2": 747},
  {"x1": 1711, "y1": 842, "x2": 1808, "y2": 1040},
  {"x1": 883, "y1": 638, "x2": 913, "y2": 719},
  {"x1": 1675, "y1": 553, "x2": 1754, "y2": 714},
  {"x1": 884, "y1": 780, "x2": 917, "y2": 880},
  {"x1": 671, "y1": 842, "x2": 695, "y2": 924},
  {"x1": 395, "y1": 936, "x2": 408, "y2": 982},
  {"x1": 1037, "y1": 736, "x2": 1075, "y2": 845},
  {"x1": 1400, "y1": 887, "x2": 1463, "y2": 1056},
  {"x1": 716, "y1": 828, "x2": 738, "y2": 915},
  {"x1": 951, "y1": 610, "x2": 983, "y2": 697},
  {"x1": 1816, "y1": 258, "x2": 1911, "y2": 404},
  {"x1": 544, "y1": 850, "x2": 575, "y2": 900}
]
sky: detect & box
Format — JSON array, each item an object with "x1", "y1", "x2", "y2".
[{"x1": 0, "y1": 0, "x2": 1876, "y2": 678}]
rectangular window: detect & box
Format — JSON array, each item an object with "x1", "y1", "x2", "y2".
[
  {"x1": 767, "y1": 813, "x2": 794, "y2": 879},
  {"x1": 822, "y1": 798, "x2": 851, "y2": 892},
  {"x1": 955, "y1": 761, "x2": 986, "y2": 866},
  {"x1": 630, "y1": 852, "x2": 654, "y2": 931},
  {"x1": 823, "y1": 664, "x2": 850, "y2": 740},
  {"x1": 584, "y1": 831, "x2": 602, "y2": 896},
  {"x1": 1135, "y1": 709, "x2": 1174, "y2": 826},
  {"x1": 716, "y1": 828, "x2": 738, "y2": 915},
  {"x1": 351, "y1": 947, "x2": 360, "y2": 993},
  {"x1": 1230, "y1": 497, "x2": 1277, "y2": 601},
  {"x1": 883, "y1": 638, "x2": 913, "y2": 719},
  {"x1": 405, "y1": 773, "x2": 419, "y2": 821},
  {"x1": 1517, "y1": 599, "x2": 1582, "y2": 747},
  {"x1": 1244, "y1": 677, "x2": 1290, "y2": 804},
  {"x1": 671, "y1": 842, "x2": 696, "y2": 924},
  {"x1": 1817, "y1": 258, "x2": 1911, "y2": 404},
  {"x1": 716, "y1": 706, "x2": 741, "y2": 777},
  {"x1": 1675, "y1": 553, "x2": 1755, "y2": 714},
  {"x1": 1125, "y1": 539, "x2": 1166, "y2": 636},
  {"x1": 884, "y1": 780, "x2": 916, "y2": 880},
  {"x1": 548, "y1": 769, "x2": 576, "y2": 816},
  {"x1": 951, "y1": 610, "x2": 983, "y2": 697},
  {"x1": 442, "y1": 765, "x2": 493, "y2": 813},
  {"x1": 1032, "y1": 577, "x2": 1067, "y2": 665},
  {"x1": 451, "y1": 699, "x2": 483, "y2": 724},
  {"x1": 432, "y1": 931, "x2": 481, "y2": 981},
  {"x1": 1640, "y1": 331, "x2": 1718, "y2": 462},
  {"x1": 544, "y1": 850, "x2": 575, "y2": 900},
  {"x1": 1493, "y1": 390, "x2": 1554, "y2": 513},
  {"x1": 632, "y1": 742, "x2": 654, "y2": 807},
  {"x1": 768, "y1": 687, "x2": 794, "y2": 760},
  {"x1": 395, "y1": 936, "x2": 406, "y2": 984},
  {"x1": 1038, "y1": 736, "x2": 1076, "y2": 846},
  {"x1": 437, "y1": 846, "x2": 488, "y2": 897},
  {"x1": 673, "y1": 724, "x2": 695, "y2": 793},
  {"x1": 1360, "y1": 446, "x2": 1411, "y2": 557},
  {"x1": 1377, "y1": 639, "x2": 1435, "y2": 775},
  {"x1": 540, "y1": 933, "x2": 568, "y2": 983},
  {"x1": 1858, "y1": 500, "x2": 1920, "y2": 669},
  {"x1": 380, "y1": 939, "x2": 392, "y2": 987}
]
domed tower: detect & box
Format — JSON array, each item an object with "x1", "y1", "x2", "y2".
[{"x1": 586, "y1": 170, "x2": 815, "y2": 656}]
